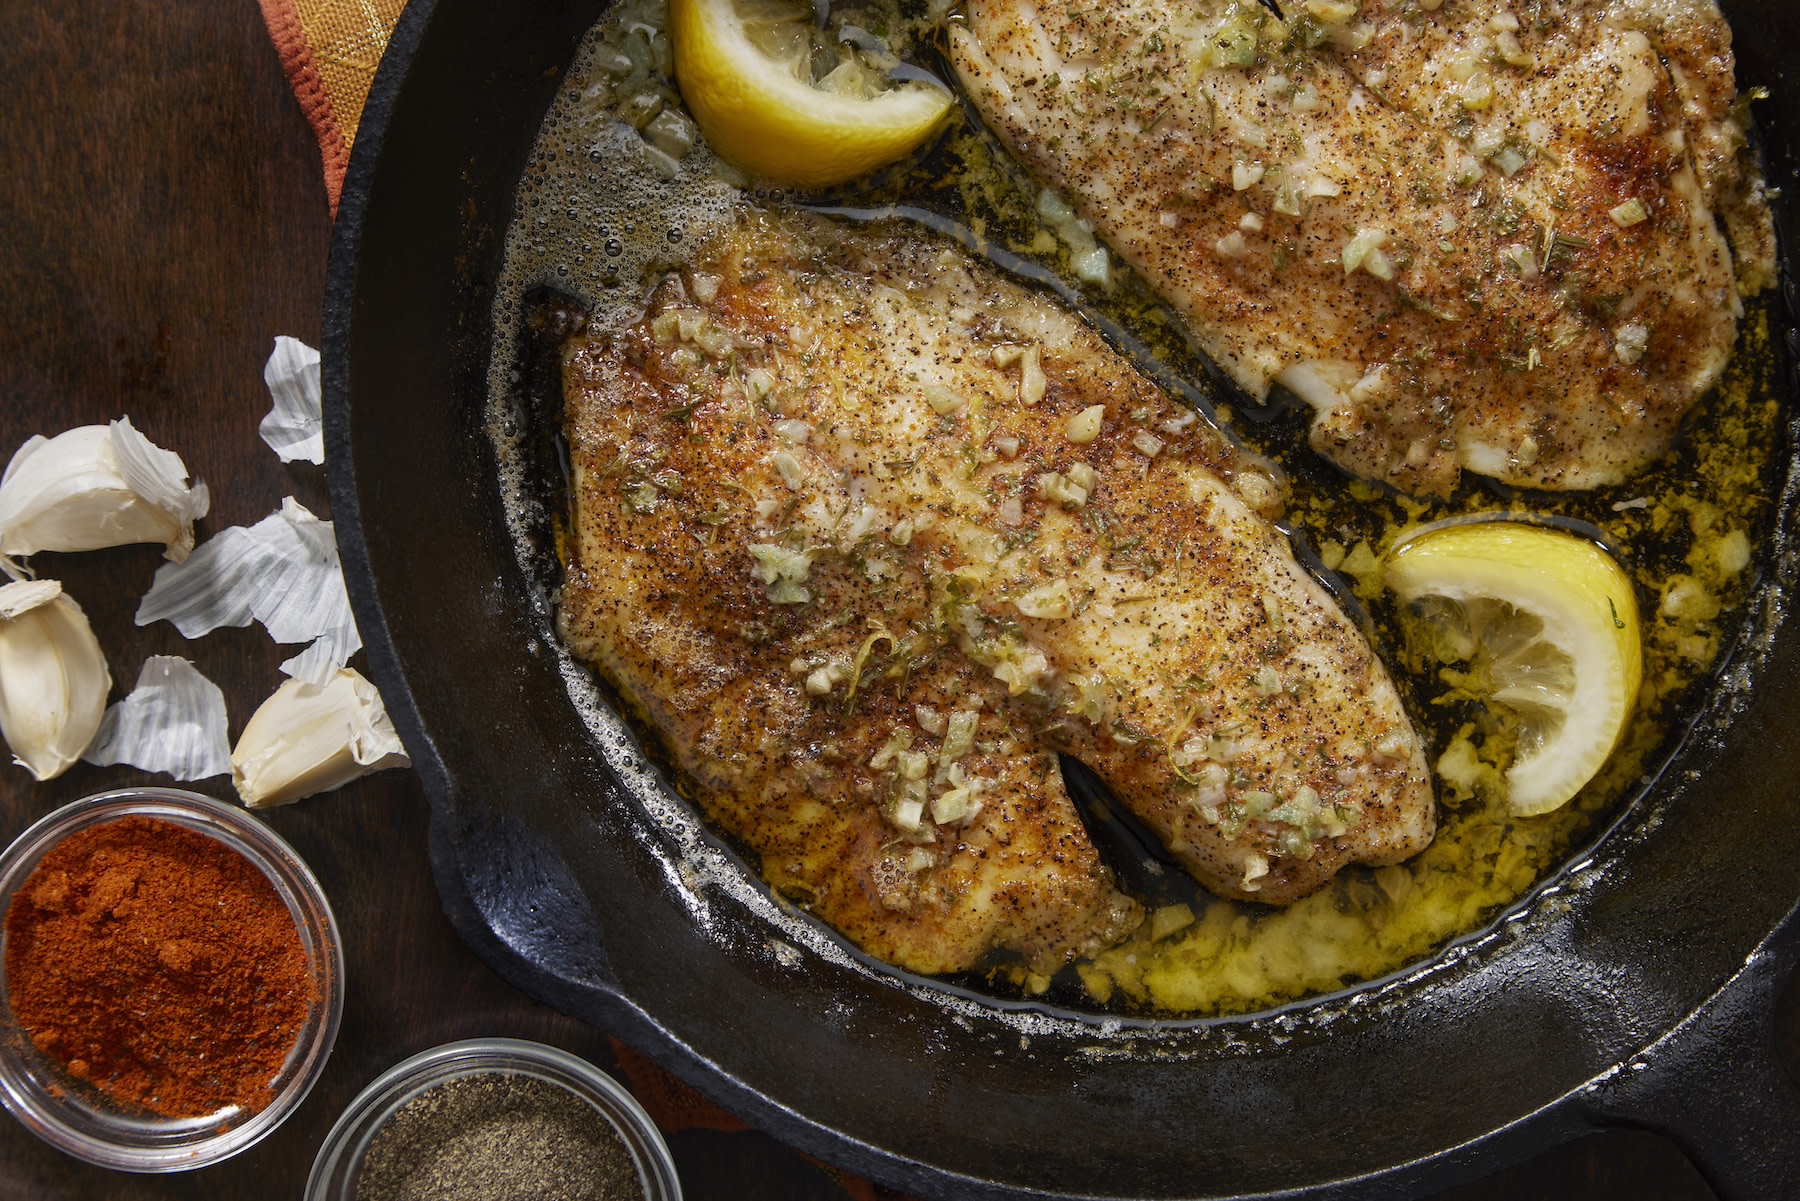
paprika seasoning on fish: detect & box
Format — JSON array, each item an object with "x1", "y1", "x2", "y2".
[{"x1": 3, "y1": 814, "x2": 317, "y2": 1118}]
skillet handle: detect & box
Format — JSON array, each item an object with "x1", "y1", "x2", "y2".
[{"x1": 1578, "y1": 909, "x2": 1800, "y2": 1201}]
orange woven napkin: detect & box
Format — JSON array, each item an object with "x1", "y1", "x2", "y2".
[
  {"x1": 610, "y1": 1043, "x2": 918, "y2": 1201},
  {"x1": 258, "y1": 0, "x2": 407, "y2": 213}
]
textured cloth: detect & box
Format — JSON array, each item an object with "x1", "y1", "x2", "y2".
[
  {"x1": 257, "y1": 0, "x2": 407, "y2": 212},
  {"x1": 613, "y1": 1044, "x2": 919, "y2": 1201}
]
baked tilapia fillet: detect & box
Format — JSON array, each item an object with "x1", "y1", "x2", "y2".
[
  {"x1": 558, "y1": 206, "x2": 1434, "y2": 976},
  {"x1": 951, "y1": 0, "x2": 1777, "y2": 497}
]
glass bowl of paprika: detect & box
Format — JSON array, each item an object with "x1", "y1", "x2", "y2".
[{"x1": 0, "y1": 786, "x2": 344, "y2": 1172}]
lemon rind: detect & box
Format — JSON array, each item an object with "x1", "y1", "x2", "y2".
[
  {"x1": 1385, "y1": 525, "x2": 1642, "y2": 817},
  {"x1": 672, "y1": 0, "x2": 954, "y2": 189}
]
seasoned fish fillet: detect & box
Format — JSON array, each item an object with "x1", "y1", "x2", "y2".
[
  {"x1": 950, "y1": 0, "x2": 1775, "y2": 497},
  {"x1": 558, "y1": 208, "x2": 1434, "y2": 975}
]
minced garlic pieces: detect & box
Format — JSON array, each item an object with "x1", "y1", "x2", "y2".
[
  {"x1": 1456, "y1": 74, "x2": 1495, "y2": 111},
  {"x1": 1342, "y1": 229, "x2": 1395, "y2": 280},
  {"x1": 0, "y1": 579, "x2": 111, "y2": 781},
  {"x1": 991, "y1": 640, "x2": 1053, "y2": 695},
  {"x1": 869, "y1": 711, "x2": 991, "y2": 836},
  {"x1": 1304, "y1": 0, "x2": 1359, "y2": 25},
  {"x1": 1015, "y1": 579, "x2": 1075, "y2": 620},
  {"x1": 1374, "y1": 730, "x2": 1414, "y2": 762},
  {"x1": 1241, "y1": 852, "x2": 1271, "y2": 891},
  {"x1": 1038, "y1": 462, "x2": 1097, "y2": 509},
  {"x1": 1020, "y1": 346, "x2": 1047, "y2": 407},
  {"x1": 930, "y1": 786, "x2": 978, "y2": 824},
  {"x1": 1065, "y1": 405, "x2": 1106, "y2": 444},
  {"x1": 994, "y1": 343, "x2": 1047, "y2": 407},
  {"x1": 232, "y1": 668, "x2": 410, "y2": 807},
  {"x1": 748, "y1": 543, "x2": 813, "y2": 603},
  {"x1": 923, "y1": 385, "x2": 964, "y2": 416},
  {"x1": 1614, "y1": 323, "x2": 1651, "y2": 366},
  {"x1": 1215, "y1": 231, "x2": 1251, "y2": 260},
  {"x1": 803, "y1": 662, "x2": 845, "y2": 695},
  {"x1": 869, "y1": 727, "x2": 915, "y2": 770}
]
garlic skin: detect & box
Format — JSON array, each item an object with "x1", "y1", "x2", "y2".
[
  {"x1": 259, "y1": 336, "x2": 325, "y2": 465},
  {"x1": 83, "y1": 655, "x2": 231, "y2": 781},
  {"x1": 0, "y1": 579, "x2": 112, "y2": 780},
  {"x1": 232, "y1": 668, "x2": 410, "y2": 807},
  {"x1": 136, "y1": 496, "x2": 359, "y2": 686},
  {"x1": 0, "y1": 418, "x2": 211, "y2": 572}
]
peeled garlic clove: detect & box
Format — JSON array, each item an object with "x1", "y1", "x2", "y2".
[
  {"x1": 0, "y1": 579, "x2": 112, "y2": 780},
  {"x1": 232, "y1": 667, "x2": 409, "y2": 807},
  {"x1": 0, "y1": 418, "x2": 210, "y2": 568}
]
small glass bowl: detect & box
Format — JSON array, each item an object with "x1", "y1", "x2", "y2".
[
  {"x1": 306, "y1": 1038, "x2": 682, "y2": 1201},
  {"x1": 0, "y1": 787, "x2": 344, "y2": 1171}
]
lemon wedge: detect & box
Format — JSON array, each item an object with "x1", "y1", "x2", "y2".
[
  {"x1": 1383, "y1": 521, "x2": 1643, "y2": 817},
  {"x1": 669, "y1": 0, "x2": 954, "y2": 189}
]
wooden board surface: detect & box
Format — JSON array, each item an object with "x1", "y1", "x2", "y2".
[{"x1": 0, "y1": 1, "x2": 1764, "y2": 1197}]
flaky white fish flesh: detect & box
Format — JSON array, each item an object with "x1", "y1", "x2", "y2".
[{"x1": 951, "y1": 0, "x2": 1774, "y2": 495}]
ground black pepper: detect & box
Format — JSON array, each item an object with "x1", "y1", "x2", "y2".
[{"x1": 353, "y1": 1071, "x2": 645, "y2": 1201}]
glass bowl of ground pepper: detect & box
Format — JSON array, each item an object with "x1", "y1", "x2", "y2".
[
  {"x1": 306, "y1": 1038, "x2": 682, "y2": 1201},
  {"x1": 0, "y1": 787, "x2": 343, "y2": 1171}
]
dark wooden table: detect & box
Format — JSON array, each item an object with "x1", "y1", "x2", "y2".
[{"x1": 0, "y1": 2, "x2": 1765, "y2": 1198}]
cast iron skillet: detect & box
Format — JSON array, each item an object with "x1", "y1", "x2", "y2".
[{"x1": 324, "y1": 2, "x2": 1800, "y2": 1196}]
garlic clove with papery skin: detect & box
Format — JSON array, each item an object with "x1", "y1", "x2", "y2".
[
  {"x1": 0, "y1": 579, "x2": 112, "y2": 780},
  {"x1": 0, "y1": 418, "x2": 210, "y2": 574},
  {"x1": 231, "y1": 668, "x2": 410, "y2": 807}
]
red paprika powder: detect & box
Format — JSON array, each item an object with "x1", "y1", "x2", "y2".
[{"x1": 3, "y1": 814, "x2": 317, "y2": 1118}]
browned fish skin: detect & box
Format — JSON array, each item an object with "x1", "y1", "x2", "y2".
[
  {"x1": 950, "y1": 0, "x2": 1774, "y2": 497},
  {"x1": 558, "y1": 208, "x2": 1434, "y2": 975}
]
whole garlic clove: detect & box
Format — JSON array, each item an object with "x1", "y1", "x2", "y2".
[
  {"x1": 0, "y1": 579, "x2": 112, "y2": 780},
  {"x1": 231, "y1": 668, "x2": 410, "y2": 807},
  {"x1": 0, "y1": 417, "x2": 211, "y2": 572}
]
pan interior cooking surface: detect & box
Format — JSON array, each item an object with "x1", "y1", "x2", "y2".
[
  {"x1": 486, "y1": 0, "x2": 1786, "y2": 1020},
  {"x1": 326, "y1": 0, "x2": 1800, "y2": 1196}
]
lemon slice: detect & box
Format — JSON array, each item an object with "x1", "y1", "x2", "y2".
[
  {"x1": 1383, "y1": 521, "x2": 1643, "y2": 817},
  {"x1": 669, "y1": 0, "x2": 954, "y2": 189}
]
